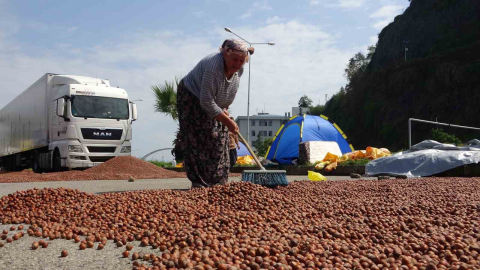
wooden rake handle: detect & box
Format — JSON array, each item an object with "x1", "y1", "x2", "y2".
[{"x1": 237, "y1": 132, "x2": 266, "y2": 171}]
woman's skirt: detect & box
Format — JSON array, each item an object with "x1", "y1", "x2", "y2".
[{"x1": 177, "y1": 80, "x2": 230, "y2": 188}]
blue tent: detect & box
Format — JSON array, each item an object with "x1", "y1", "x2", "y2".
[
  {"x1": 237, "y1": 141, "x2": 250, "y2": 157},
  {"x1": 265, "y1": 114, "x2": 354, "y2": 165}
]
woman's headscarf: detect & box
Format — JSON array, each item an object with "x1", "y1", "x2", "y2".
[{"x1": 220, "y1": 39, "x2": 248, "y2": 56}]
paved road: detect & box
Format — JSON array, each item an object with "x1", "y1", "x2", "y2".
[{"x1": 0, "y1": 175, "x2": 376, "y2": 197}]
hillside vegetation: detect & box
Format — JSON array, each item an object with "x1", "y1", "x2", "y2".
[{"x1": 323, "y1": 0, "x2": 480, "y2": 151}]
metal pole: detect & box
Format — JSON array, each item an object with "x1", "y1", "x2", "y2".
[
  {"x1": 408, "y1": 118, "x2": 411, "y2": 149},
  {"x1": 403, "y1": 40, "x2": 409, "y2": 63},
  {"x1": 247, "y1": 44, "x2": 251, "y2": 144}
]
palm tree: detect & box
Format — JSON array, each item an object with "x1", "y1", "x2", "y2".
[
  {"x1": 151, "y1": 77, "x2": 184, "y2": 162},
  {"x1": 152, "y1": 77, "x2": 180, "y2": 121}
]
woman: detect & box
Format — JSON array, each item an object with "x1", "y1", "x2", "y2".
[{"x1": 177, "y1": 39, "x2": 254, "y2": 188}]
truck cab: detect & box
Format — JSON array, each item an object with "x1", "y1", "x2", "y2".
[{"x1": 48, "y1": 75, "x2": 137, "y2": 170}]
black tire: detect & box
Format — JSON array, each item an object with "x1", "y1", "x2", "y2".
[
  {"x1": 53, "y1": 149, "x2": 62, "y2": 172},
  {"x1": 32, "y1": 152, "x2": 42, "y2": 173}
]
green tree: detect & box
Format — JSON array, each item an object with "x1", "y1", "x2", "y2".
[
  {"x1": 308, "y1": 104, "x2": 325, "y2": 115},
  {"x1": 431, "y1": 129, "x2": 462, "y2": 145},
  {"x1": 152, "y1": 77, "x2": 183, "y2": 161},
  {"x1": 366, "y1": 44, "x2": 376, "y2": 59},
  {"x1": 253, "y1": 133, "x2": 274, "y2": 157},
  {"x1": 152, "y1": 77, "x2": 180, "y2": 121},
  {"x1": 344, "y1": 52, "x2": 368, "y2": 82},
  {"x1": 298, "y1": 95, "x2": 313, "y2": 107},
  {"x1": 344, "y1": 45, "x2": 376, "y2": 91}
]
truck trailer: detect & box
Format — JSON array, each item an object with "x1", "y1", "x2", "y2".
[{"x1": 0, "y1": 73, "x2": 138, "y2": 172}]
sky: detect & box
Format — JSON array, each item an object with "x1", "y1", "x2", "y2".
[{"x1": 0, "y1": 0, "x2": 407, "y2": 161}]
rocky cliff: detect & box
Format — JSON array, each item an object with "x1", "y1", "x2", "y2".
[{"x1": 323, "y1": 0, "x2": 480, "y2": 151}]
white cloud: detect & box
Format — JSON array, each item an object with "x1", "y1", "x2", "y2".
[
  {"x1": 0, "y1": 16, "x2": 360, "y2": 159},
  {"x1": 252, "y1": 1, "x2": 272, "y2": 10},
  {"x1": 25, "y1": 21, "x2": 79, "y2": 34},
  {"x1": 370, "y1": 5, "x2": 403, "y2": 18},
  {"x1": 369, "y1": 35, "x2": 378, "y2": 45},
  {"x1": 193, "y1": 10, "x2": 206, "y2": 18},
  {"x1": 240, "y1": 1, "x2": 272, "y2": 19},
  {"x1": 219, "y1": 21, "x2": 354, "y2": 113},
  {"x1": 240, "y1": 12, "x2": 252, "y2": 19},
  {"x1": 339, "y1": 0, "x2": 366, "y2": 8},
  {"x1": 67, "y1": 26, "x2": 78, "y2": 33},
  {"x1": 372, "y1": 19, "x2": 391, "y2": 30},
  {"x1": 265, "y1": 16, "x2": 282, "y2": 24},
  {"x1": 369, "y1": 5, "x2": 404, "y2": 30},
  {"x1": 309, "y1": 0, "x2": 367, "y2": 9}
]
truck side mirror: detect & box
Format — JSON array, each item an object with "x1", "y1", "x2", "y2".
[
  {"x1": 57, "y1": 99, "x2": 65, "y2": 117},
  {"x1": 132, "y1": 103, "x2": 138, "y2": 121}
]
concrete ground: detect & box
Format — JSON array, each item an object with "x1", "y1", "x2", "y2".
[{"x1": 0, "y1": 175, "x2": 376, "y2": 197}]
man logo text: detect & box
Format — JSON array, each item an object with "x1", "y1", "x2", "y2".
[{"x1": 93, "y1": 132, "x2": 112, "y2": 137}]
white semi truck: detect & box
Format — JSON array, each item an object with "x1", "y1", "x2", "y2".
[{"x1": 0, "y1": 73, "x2": 138, "y2": 172}]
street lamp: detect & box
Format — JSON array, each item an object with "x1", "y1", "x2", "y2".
[{"x1": 224, "y1": 27, "x2": 275, "y2": 144}]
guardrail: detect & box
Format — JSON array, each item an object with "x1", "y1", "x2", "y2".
[
  {"x1": 140, "y1": 148, "x2": 174, "y2": 160},
  {"x1": 408, "y1": 118, "x2": 480, "y2": 149}
]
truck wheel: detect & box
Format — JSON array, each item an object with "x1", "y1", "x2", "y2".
[
  {"x1": 32, "y1": 153, "x2": 42, "y2": 173},
  {"x1": 53, "y1": 149, "x2": 62, "y2": 172}
]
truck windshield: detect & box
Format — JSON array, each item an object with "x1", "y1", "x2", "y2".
[{"x1": 71, "y1": 95, "x2": 129, "y2": 119}]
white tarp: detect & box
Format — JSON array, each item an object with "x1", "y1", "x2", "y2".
[{"x1": 366, "y1": 140, "x2": 480, "y2": 178}]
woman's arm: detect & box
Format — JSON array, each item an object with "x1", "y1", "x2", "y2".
[
  {"x1": 199, "y1": 71, "x2": 224, "y2": 117},
  {"x1": 199, "y1": 72, "x2": 239, "y2": 133},
  {"x1": 215, "y1": 112, "x2": 239, "y2": 134}
]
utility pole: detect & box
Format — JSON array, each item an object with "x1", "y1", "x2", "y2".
[
  {"x1": 325, "y1": 94, "x2": 328, "y2": 105},
  {"x1": 403, "y1": 40, "x2": 410, "y2": 63}
]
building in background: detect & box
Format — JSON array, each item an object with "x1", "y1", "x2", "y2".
[
  {"x1": 292, "y1": 107, "x2": 310, "y2": 115},
  {"x1": 235, "y1": 107, "x2": 311, "y2": 148},
  {"x1": 235, "y1": 113, "x2": 289, "y2": 147},
  {"x1": 235, "y1": 112, "x2": 293, "y2": 148}
]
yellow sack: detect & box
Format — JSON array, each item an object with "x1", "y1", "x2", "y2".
[
  {"x1": 350, "y1": 150, "x2": 367, "y2": 159},
  {"x1": 380, "y1": 148, "x2": 391, "y2": 155},
  {"x1": 366, "y1": 147, "x2": 392, "y2": 160},
  {"x1": 324, "y1": 161, "x2": 338, "y2": 172},
  {"x1": 236, "y1": 155, "x2": 255, "y2": 165},
  {"x1": 338, "y1": 154, "x2": 350, "y2": 163},
  {"x1": 322, "y1": 152, "x2": 339, "y2": 163},
  {"x1": 176, "y1": 162, "x2": 183, "y2": 168},
  {"x1": 314, "y1": 162, "x2": 325, "y2": 170},
  {"x1": 308, "y1": 171, "x2": 327, "y2": 181}
]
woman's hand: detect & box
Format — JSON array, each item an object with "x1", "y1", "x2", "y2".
[
  {"x1": 215, "y1": 112, "x2": 239, "y2": 134},
  {"x1": 226, "y1": 118, "x2": 239, "y2": 134}
]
